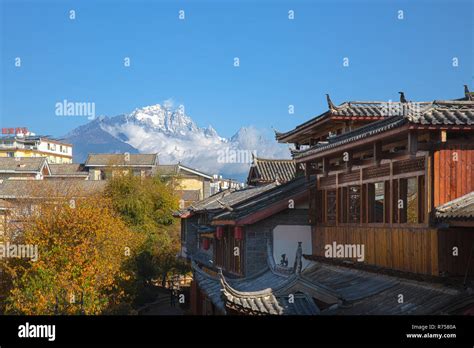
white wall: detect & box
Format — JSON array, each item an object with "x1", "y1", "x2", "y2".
[{"x1": 273, "y1": 225, "x2": 312, "y2": 270}]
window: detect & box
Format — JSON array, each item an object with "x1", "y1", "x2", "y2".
[
  {"x1": 348, "y1": 186, "x2": 361, "y2": 223},
  {"x1": 339, "y1": 187, "x2": 348, "y2": 223},
  {"x1": 369, "y1": 182, "x2": 385, "y2": 223},
  {"x1": 214, "y1": 227, "x2": 244, "y2": 275},
  {"x1": 399, "y1": 177, "x2": 421, "y2": 223},
  {"x1": 320, "y1": 171, "x2": 425, "y2": 225},
  {"x1": 326, "y1": 190, "x2": 337, "y2": 224}
]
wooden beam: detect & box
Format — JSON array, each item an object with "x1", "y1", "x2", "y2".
[
  {"x1": 294, "y1": 124, "x2": 410, "y2": 162},
  {"x1": 382, "y1": 151, "x2": 412, "y2": 161},
  {"x1": 373, "y1": 142, "x2": 382, "y2": 166},
  {"x1": 408, "y1": 131, "x2": 418, "y2": 156},
  {"x1": 441, "y1": 130, "x2": 447, "y2": 143},
  {"x1": 343, "y1": 151, "x2": 352, "y2": 173},
  {"x1": 322, "y1": 157, "x2": 329, "y2": 177}
]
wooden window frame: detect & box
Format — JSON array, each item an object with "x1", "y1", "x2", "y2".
[
  {"x1": 214, "y1": 227, "x2": 245, "y2": 276},
  {"x1": 319, "y1": 160, "x2": 427, "y2": 227}
]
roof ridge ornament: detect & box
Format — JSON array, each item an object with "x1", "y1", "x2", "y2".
[
  {"x1": 399, "y1": 91, "x2": 408, "y2": 103},
  {"x1": 464, "y1": 85, "x2": 473, "y2": 101},
  {"x1": 326, "y1": 94, "x2": 337, "y2": 111}
]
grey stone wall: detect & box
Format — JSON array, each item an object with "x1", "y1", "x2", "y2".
[
  {"x1": 184, "y1": 215, "x2": 199, "y2": 256},
  {"x1": 244, "y1": 208, "x2": 308, "y2": 277},
  {"x1": 183, "y1": 214, "x2": 214, "y2": 268}
]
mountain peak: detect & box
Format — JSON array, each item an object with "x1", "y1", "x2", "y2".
[
  {"x1": 64, "y1": 101, "x2": 290, "y2": 181},
  {"x1": 126, "y1": 103, "x2": 198, "y2": 134}
]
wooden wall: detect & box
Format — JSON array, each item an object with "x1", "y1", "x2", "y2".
[
  {"x1": 433, "y1": 144, "x2": 474, "y2": 207},
  {"x1": 313, "y1": 226, "x2": 439, "y2": 276},
  {"x1": 438, "y1": 227, "x2": 474, "y2": 277}
]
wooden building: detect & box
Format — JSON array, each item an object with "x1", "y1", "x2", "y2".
[
  {"x1": 276, "y1": 90, "x2": 474, "y2": 278},
  {"x1": 180, "y1": 90, "x2": 474, "y2": 316},
  {"x1": 178, "y1": 169, "x2": 311, "y2": 314}
]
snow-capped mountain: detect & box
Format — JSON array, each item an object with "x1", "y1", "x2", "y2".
[{"x1": 64, "y1": 103, "x2": 291, "y2": 180}]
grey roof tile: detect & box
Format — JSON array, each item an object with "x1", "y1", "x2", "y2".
[
  {"x1": 436, "y1": 191, "x2": 474, "y2": 220},
  {"x1": 247, "y1": 157, "x2": 296, "y2": 184},
  {"x1": 48, "y1": 163, "x2": 88, "y2": 176},
  {"x1": 0, "y1": 179, "x2": 106, "y2": 198},
  {"x1": 0, "y1": 157, "x2": 47, "y2": 172},
  {"x1": 85, "y1": 153, "x2": 158, "y2": 166}
]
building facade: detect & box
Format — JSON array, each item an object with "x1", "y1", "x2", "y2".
[
  {"x1": 0, "y1": 135, "x2": 73, "y2": 164},
  {"x1": 182, "y1": 89, "x2": 474, "y2": 316},
  {"x1": 276, "y1": 91, "x2": 474, "y2": 278}
]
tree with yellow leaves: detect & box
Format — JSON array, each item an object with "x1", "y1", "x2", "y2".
[{"x1": 3, "y1": 194, "x2": 142, "y2": 315}]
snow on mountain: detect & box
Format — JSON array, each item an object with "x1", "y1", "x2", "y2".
[{"x1": 65, "y1": 103, "x2": 290, "y2": 180}]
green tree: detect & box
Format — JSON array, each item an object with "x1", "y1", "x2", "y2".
[{"x1": 105, "y1": 174, "x2": 189, "y2": 305}]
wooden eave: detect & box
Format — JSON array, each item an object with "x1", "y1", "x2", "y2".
[
  {"x1": 295, "y1": 123, "x2": 410, "y2": 163},
  {"x1": 408, "y1": 124, "x2": 474, "y2": 131},
  {"x1": 277, "y1": 114, "x2": 332, "y2": 144},
  {"x1": 278, "y1": 115, "x2": 385, "y2": 145}
]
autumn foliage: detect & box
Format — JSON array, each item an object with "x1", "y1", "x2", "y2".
[
  {"x1": 2, "y1": 195, "x2": 142, "y2": 315},
  {"x1": 0, "y1": 172, "x2": 189, "y2": 315}
]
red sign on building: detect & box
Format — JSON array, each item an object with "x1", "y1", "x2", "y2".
[{"x1": 1, "y1": 127, "x2": 28, "y2": 135}]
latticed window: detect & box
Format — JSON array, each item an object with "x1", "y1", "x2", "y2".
[
  {"x1": 348, "y1": 186, "x2": 361, "y2": 223},
  {"x1": 326, "y1": 190, "x2": 337, "y2": 224}
]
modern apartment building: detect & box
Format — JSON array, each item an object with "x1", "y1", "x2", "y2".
[{"x1": 0, "y1": 133, "x2": 73, "y2": 164}]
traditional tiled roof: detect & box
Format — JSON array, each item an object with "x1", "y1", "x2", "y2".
[
  {"x1": 213, "y1": 176, "x2": 307, "y2": 222},
  {"x1": 436, "y1": 191, "x2": 474, "y2": 220},
  {"x1": 247, "y1": 156, "x2": 296, "y2": 185},
  {"x1": 275, "y1": 99, "x2": 403, "y2": 142},
  {"x1": 0, "y1": 157, "x2": 48, "y2": 173},
  {"x1": 185, "y1": 184, "x2": 278, "y2": 214},
  {"x1": 218, "y1": 270, "x2": 319, "y2": 315},
  {"x1": 193, "y1": 242, "x2": 330, "y2": 315},
  {"x1": 85, "y1": 153, "x2": 159, "y2": 167},
  {"x1": 308, "y1": 262, "x2": 467, "y2": 315},
  {"x1": 0, "y1": 179, "x2": 106, "y2": 199},
  {"x1": 277, "y1": 96, "x2": 474, "y2": 143},
  {"x1": 156, "y1": 164, "x2": 179, "y2": 175},
  {"x1": 48, "y1": 163, "x2": 88, "y2": 177},
  {"x1": 177, "y1": 163, "x2": 213, "y2": 179},
  {"x1": 193, "y1": 237, "x2": 474, "y2": 315},
  {"x1": 157, "y1": 163, "x2": 213, "y2": 179},
  {"x1": 194, "y1": 242, "x2": 472, "y2": 315},
  {"x1": 293, "y1": 100, "x2": 474, "y2": 160},
  {"x1": 407, "y1": 100, "x2": 474, "y2": 125}
]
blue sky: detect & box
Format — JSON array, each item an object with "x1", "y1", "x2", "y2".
[{"x1": 0, "y1": 0, "x2": 472, "y2": 138}]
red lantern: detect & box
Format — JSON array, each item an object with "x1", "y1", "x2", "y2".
[
  {"x1": 202, "y1": 238, "x2": 210, "y2": 250},
  {"x1": 216, "y1": 226, "x2": 224, "y2": 240},
  {"x1": 234, "y1": 226, "x2": 243, "y2": 241}
]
